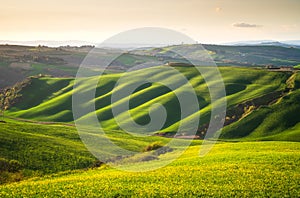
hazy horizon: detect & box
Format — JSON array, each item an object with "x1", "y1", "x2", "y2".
[{"x1": 0, "y1": 38, "x2": 299, "y2": 48}]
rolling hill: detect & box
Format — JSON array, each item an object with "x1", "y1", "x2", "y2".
[
  {"x1": 6, "y1": 66, "x2": 300, "y2": 141},
  {"x1": 223, "y1": 40, "x2": 300, "y2": 48}
]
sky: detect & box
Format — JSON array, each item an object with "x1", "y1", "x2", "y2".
[{"x1": 0, "y1": 0, "x2": 299, "y2": 44}]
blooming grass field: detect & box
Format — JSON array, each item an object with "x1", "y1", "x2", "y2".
[{"x1": 1, "y1": 141, "x2": 299, "y2": 197}]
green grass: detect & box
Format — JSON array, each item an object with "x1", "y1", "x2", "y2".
[
  {"x1": 0, "y1": 119, "x2": 95, "y2": 175},
  {"x1": 7, "y1": 66, "x2": 299, "y2": 141},
  {"x1": 0, "y1": 141, "x2": 299, "y2": 197},
  {"x1": 28, "y1": 63, "x2": 99, "y2": 77},
  {"x1": 0, "y1": 118, "x2": 171, "y2": 176},
  {"x1": 221, "y1": 72, "x2": 300, "y2": 141}
]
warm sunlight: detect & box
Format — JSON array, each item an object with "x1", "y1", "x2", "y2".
[{"x1": 0, "y1": 0, "x2": 299, "y2": 43}]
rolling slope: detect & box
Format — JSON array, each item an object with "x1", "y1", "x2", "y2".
[{"x1": 7, "y1": 66, "x2": 300, "y2": 141}]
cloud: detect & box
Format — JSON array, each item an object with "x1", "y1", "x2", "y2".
[
  {"x1": 233, "y1": 23, "x2": 262, "y2": 28},
  {"x1": 281, "y1": 24, "x2": 297, "y2": 31}
]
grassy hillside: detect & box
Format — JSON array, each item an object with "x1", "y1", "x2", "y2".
[
  {"x1": 0, "y1": 119, "x2": 95, "y2": 179},
  {"x1": 7, "y1": 66, "x2": 300, "y2": 141},
  {"x1": 221, "y1": 89, "x2": 300, "y2": 141},
  {"x1": 220, "y1": 72, "x2": 300, "y2": 141},
  {"x1": 0, "y1": 141, "x2": 299, "y2": 197},
  {"x1": 0, "y1": 118, "x2": 171, "y2": 183}
]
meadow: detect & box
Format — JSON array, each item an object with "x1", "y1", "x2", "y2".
[
  {"x1": 0, "y1": 118, "x2": 172, "y2": 183},
  {"x1": 0, "y1": 141, "x2": 299, "y2": 197}
]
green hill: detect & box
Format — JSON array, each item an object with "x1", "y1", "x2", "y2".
[
  {"x1": 0, "y1": 118, "x2": 171, "y2": 183},
  {"x1": 220, "y1": 72, "x2": 300, "y2": 140},
  {"x1": 7, "y1": 66, "x2": 300, "y2": 141},
  {"x1": 0, "y1": 119, "x2": 95, "y2": 174}
]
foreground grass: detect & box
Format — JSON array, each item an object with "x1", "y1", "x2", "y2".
[
  {"x1": 0, "y1": 141, "x2": 299, "y2": 197},
  {"x1": 0, "y1": 118, "x2": 95, "y2": 177},
  {"x1": 0, "y1": 118, "x2": 170, "y2": 179}
]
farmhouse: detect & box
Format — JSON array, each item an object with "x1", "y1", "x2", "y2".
[
  {"x1": 165, "y1": 62, "x2": 194, "y2": 67},
  {"x1": 266, "y1": 65, "x2": 294, "y2": 71}
]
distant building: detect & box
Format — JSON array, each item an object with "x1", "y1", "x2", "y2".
[
  {"x1": 266, "y1": 65, "x2": 294, "y2": 71},
  {"x1": 279, "y1": 66, "x2": 294, "y2": 71},
  {"x1": 266, "y1": 65, "x2": 277, "y2": 69},
  {"x1": 165, "y1": 62, "x2": 194, "y2": 67}
]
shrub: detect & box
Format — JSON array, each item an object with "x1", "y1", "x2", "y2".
[
  {"x1": 0, "y1": 171, "x2": 24, "y2": 184},
  {"x1": 90, "y1": 160, "x2": 105, "y2": 168},
  {"x1": 142, "y1": 141, "x2": 164, "y2": 152},
  {"x1": 8, "y1": 160, "x2": 23, "y2": 172},
  {"x1": 0, "y1": 158, "x2": 10, "y2": 172},
  {"x1": 0, "y1": 158, "x2": 22, "y2": 172}
]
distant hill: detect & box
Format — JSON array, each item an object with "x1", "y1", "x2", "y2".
[
  {"x1": 0, "y1": 40, "x2": 96, "y2": 47},
  {"x1": 0, "y1": 45, "x2": 97, "y2": 88},
  {"x1": 283, "y1": 40, "x2": 300, "y2": 46},
  {"x1": 223, "y1": 40, "x2": 300, "y2": 48},
  {"x1": 1, "y1": 44, "x2": 300, "y2": 89},
  {"x1": 133, "y1": 44, "x2": 300, "y2": 67},
  {"x1": 203, "y1": 44, "x2": 300, "y2": 66}
]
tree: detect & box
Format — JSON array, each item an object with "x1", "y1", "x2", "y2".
[
  {"x1": 0, "y1": 87, "x2": 19, "y2": 122},
  {"x1": 0, "y1": 78, "x2": 31, "y2": 122},
  {"x1": 0, "y1": 90, "x2": 6, "y2": 122}
]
